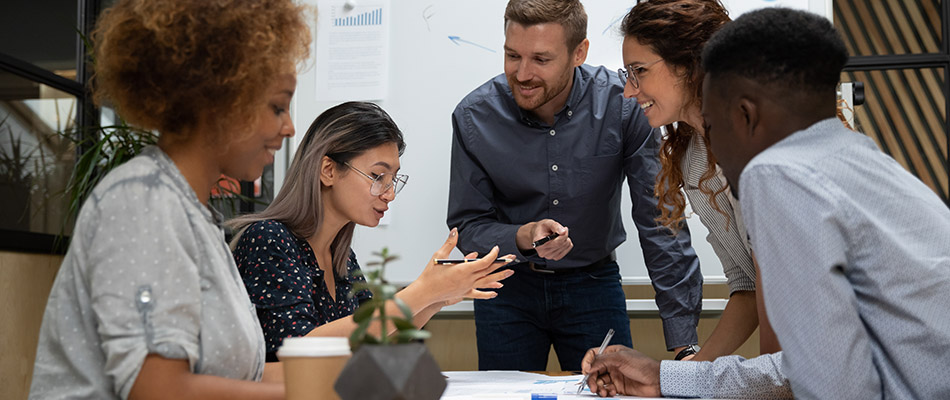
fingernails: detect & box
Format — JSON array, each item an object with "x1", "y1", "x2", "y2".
[
  {"x1": 450, "y1": 227, "x2": 458, "y2": 237},
  {"x1": 490, "y1": 292, "x2": 498, "y2": 298},
  {"x1": 505, "y1": 270, "x2": 515, "y2": 277},
  {"x1": 492, "y1": 245, "x2": 499, "y2": 251}
]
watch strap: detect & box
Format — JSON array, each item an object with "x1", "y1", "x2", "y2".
[{"x1": 674, "y1": 344, "x2": 700, "y2": 360}]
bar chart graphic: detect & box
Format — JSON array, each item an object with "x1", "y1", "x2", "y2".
[{"x1": 334, "y1": 8, "x2": 383, "y2": 26}]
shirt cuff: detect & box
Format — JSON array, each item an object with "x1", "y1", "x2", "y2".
[
  {"x1": 662, "y1": 314, "x2": 700, "y2": 350},
  {"x1": 660, "y1": 360, "x2": 702, "y2": 398},
  {"x1": 496, "y1": 223, "x2": 533, "y2": 263},
  {"x1": 727, "y1": 273, "x2": 756, "y2": 294}
]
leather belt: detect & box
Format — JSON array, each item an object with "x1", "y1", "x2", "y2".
[{"x1": 523, "y1": 252, "x2": 616, "y2": 275}]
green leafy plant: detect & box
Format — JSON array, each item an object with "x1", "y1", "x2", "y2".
[
  {"x1": 60, "y1": 120, "x2": 267, "y2": 231},
  {"x1": 348, "y1": 247, "x2": 431, "y2": 350},
  {"x1": 62, "y1": 122, "x2": 159, "y2": 218},
  {"x1": 0, "y1": 116, "x2": 35, "y2": 187}
]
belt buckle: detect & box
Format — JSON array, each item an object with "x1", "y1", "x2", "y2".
[{"x1": 529, "y1": 262, "x2": 555, "y2": 274}]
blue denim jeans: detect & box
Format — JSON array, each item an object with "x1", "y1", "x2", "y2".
[{"x1": 473, "y1": 260, "x2": 632, "y2": 371}]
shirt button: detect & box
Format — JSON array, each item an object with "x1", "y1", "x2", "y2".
[
  {"x1": 549, "y1": 129, "x2": 556, "y2": 136},
  {"x1": 553, "y1": 199, "x2": 559, "y2": 205},
  {"x1": 567, "y1": 110, "x2": 573, "y2": 117},
  {"x1": 551, "y1": 165, "x2": 558, "y2": 171}
]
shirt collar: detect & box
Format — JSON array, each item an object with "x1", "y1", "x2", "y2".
[{"x1": 146, "y1": 145, "x2": 221, "y2": 226}]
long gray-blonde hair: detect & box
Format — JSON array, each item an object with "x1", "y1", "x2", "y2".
[{"x1": 228, "y1": 101, "x2": 406, "y2": 276}]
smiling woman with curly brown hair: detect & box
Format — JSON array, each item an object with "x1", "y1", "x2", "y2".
[
  {"x1": 616, "y1": 0, "x2": 781, "y2": 363},
  {"x1": 29, "y1": 1, "x2": 309, "y2": 399}
]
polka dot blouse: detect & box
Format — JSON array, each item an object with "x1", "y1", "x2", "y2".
[{"x1": 232, "y1": 220, "x2": 371, "y2": 361}]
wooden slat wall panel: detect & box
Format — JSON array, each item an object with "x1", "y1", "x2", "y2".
[
  {"x1": 836, "y1": 0, "x2": 941, "y2": 55},
  {"x1": 835, "y1": 0, "x2": 949, "y2": 201}
]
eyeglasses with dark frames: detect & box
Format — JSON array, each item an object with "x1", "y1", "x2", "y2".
[
  {"x1": 342, "y1": 161, "x2": 409, "y2": 196},
  {"x1": 618, "y1": 59, "x2": 663, "y2": 89}
]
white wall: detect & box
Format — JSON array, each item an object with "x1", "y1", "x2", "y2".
[{"x1": 288, "y1": 0, "x2": 831, "y2": 284}]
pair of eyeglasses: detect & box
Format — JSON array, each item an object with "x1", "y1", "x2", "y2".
[
  {"x1": 343, "y1": 162, "x2": 409, "y2": 196},
  {"x1": 617, "y1": 59, "x2": 663, "y2": 89}
]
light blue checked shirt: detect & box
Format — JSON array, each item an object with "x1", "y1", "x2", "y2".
[{"x1": 659, "y1": 118, "x2": 950, "y2": 399}]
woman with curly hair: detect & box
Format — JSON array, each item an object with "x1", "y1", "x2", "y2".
[
  {"x1": 617, "y1": 0, "x2": 779, "y2": 361},
  {"x1": 30, "y1": 0, "x2": 310, "y2": 398}
]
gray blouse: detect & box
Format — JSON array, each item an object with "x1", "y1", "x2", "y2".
[
  {"x1": 681, "y1": 133, "x2": 756, "y2": 293},
  {"x1": 30, "y1": 146, "x2": 265, "y2": 399}
]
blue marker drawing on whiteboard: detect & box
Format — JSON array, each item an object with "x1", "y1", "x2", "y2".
[
  {"x1": 423, "y1": 5, "x2": 435, "y2": 31},
  {"x1": 602, "y1": 7, "x2": 632, "y2": 35},
  {"x1": 447, "y1": 35, "x2": 496, "y2": 53}
]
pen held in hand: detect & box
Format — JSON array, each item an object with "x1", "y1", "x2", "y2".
[
  {"x1": 433, "y1": 257, "x2": 515, "y2": 265},
  {"x1": 531, "y1": 232, "x2": 560, "y2": 248},
  {"x1": 577, "y1": 328, "x2": 615, "y2": 395}
]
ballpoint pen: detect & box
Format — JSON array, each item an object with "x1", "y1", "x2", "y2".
[
  {"x1": 531, "y1": 232, "x2": 559, "y2": 248},
  {"x1": 577, "y1": 328, "x2": 615, "y2": 395},
  {"x1": 433, "y1": 256, "x2": 515, "y2": 264}
]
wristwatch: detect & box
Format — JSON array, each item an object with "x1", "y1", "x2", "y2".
[{"x1": 674, "y1": 344, "x2": 700, "y2": 360}]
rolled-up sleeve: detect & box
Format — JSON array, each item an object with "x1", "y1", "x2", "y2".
[
  {"x1": 85, "y1": 184, "x2": 203, "y2": 398},
  {"x1": 706, "y1": 229, "x2": 756, "y2": 294}
]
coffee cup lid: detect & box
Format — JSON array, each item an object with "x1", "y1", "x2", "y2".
[{"x1": 277, "y1": 337, "x2": 352, "y2": 358}]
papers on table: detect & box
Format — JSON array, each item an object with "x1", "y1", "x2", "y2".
[{"x1": 440, "y1": 371, "x2": 654, "y2": 399}]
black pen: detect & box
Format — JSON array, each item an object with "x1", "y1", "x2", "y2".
[
  {"x1": 531, "y1": 232, "x2": 559, "y2": 248},
  {"x1": 434, "y1": 257, "x2": 515, "y2": 265}
]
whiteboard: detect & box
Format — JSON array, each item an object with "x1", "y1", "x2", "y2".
[{"x1": 288, "y1": 0, "x2": 831, "y2": 285}]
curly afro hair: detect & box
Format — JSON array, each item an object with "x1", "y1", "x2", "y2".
[
  {"x1": 701, "y1": 7, "x2": 847, "y2": 94},
  {"x1": 91, "y1": 0, "x2": 311, "y2": 139}
]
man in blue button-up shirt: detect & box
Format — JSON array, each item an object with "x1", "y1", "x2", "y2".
[{"x1": 446, "y1": 0, "x2": 702, "y2": 371}]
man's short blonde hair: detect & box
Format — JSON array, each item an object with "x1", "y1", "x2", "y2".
[{"x1": 504, "y1": 0, "x2": 588, "y2": 51}]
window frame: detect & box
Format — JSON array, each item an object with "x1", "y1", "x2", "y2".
[
  {"x1": 0, "y1": 0, "x2": 99, "y2": 253},
  {"x1": 0, "y1": 0, "x2": 262, "y2": 254}
]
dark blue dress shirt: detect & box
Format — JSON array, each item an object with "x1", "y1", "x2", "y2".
[{"x1": 447, "y1": 64, "x2": 702, "y2": 346}]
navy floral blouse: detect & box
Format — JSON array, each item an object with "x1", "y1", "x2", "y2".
[{"x1": 232, "y1": 220, "x2": 371, "y2": 361}]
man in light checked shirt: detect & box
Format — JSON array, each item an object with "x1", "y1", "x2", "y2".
[{"x1": 580, "y1": 7, "x2": 950, "y2": 399}]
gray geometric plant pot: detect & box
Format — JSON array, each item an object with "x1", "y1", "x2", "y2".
[{"x1": 334, "y1": 342, "x2": 446, "y2": 400}]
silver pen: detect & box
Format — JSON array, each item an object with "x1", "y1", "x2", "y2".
[{"x1": 577, "y1": 328, "x2": 615, "y2": 395}]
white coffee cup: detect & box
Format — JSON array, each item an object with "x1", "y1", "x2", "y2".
[{"x1": 277, "y1": 337, "x2": 352, "y2": 400}]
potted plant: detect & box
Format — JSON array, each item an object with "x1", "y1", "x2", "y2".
[
  {"x1": 60, "y1": 119, "x2": 264, "y2": 234},
  {"x1": 62, "y1": 120, "x2": 159, "y2": 220},
  {"x1": 0, "y1": 118, "x2": 35, "y2": 231},
  {"x1": 334, "y1": 247, "x2": 447, "y2": 400}
]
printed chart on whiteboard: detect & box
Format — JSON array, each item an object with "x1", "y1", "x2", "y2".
[{"x1": 314, "y1": 0, "x2": 391, "y2": 101}]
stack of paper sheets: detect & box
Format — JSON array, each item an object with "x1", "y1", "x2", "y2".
[{"x1": 440, "y1": 371, "x2": 652, "y2": 399}]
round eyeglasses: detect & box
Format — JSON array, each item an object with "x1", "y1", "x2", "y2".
[
  {"x1": 343, "y1": 162, "x2": 409, "y2": 196},
  {"x1": 618, "y1": 59, "x2": 663, "y2": 89}
]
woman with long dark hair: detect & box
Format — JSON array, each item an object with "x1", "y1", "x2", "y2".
[{"x1": 229, "y1": 102, "x2": 513, "y2": 362}]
